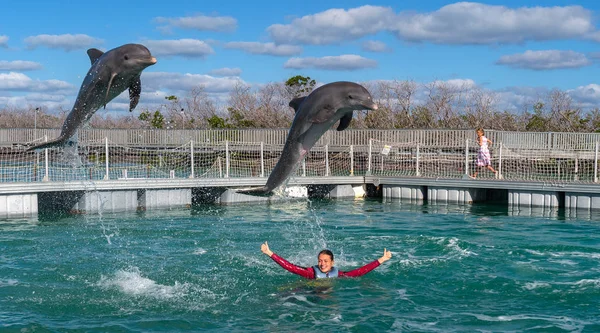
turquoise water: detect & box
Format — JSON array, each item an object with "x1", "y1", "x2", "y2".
[{"x1": 1, "y1": 199, "x2": 599, "y2": 332}]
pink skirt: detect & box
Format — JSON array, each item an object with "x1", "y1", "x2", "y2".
[{"x1": 477, "y1": 149, "x2": 491, "y2": 166}]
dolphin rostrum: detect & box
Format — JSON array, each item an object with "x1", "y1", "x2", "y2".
[
  {"x1": 239, "y1": 81, "x2": 378, "y2": 196},
  {"x1": 27, "y1": 43, "x2": 157, "y2": 151}
]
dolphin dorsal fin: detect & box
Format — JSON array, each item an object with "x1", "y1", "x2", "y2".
[
  {"x1": 288, "y1": 96, "x2": 307, "y2": 113},
  {"x1": 87, "y1": 48, "x2": 104, "y2": 65}
]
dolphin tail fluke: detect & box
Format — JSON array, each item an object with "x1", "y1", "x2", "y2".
[
  {"x1": 235, "y1": 186, "x2": 274, "y2": 197},
  {"x1": 26, "y1": 138, "x2": 66, "y2": 152}
]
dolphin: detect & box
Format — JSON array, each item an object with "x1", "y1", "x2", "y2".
[
  {"x1": 27, "y1": 43, "x2": 157, "y2": 151},
  {"x1": 239, "y1": 81, "x2": 378, "y2": 196}
]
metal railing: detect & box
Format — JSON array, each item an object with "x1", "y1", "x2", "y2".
[
  {"x1": 3, "y1": 128, "x2": 600, "y2": 150},
  {"x1": 1, "y1": 133, "x2": 598, "y2": 184}
]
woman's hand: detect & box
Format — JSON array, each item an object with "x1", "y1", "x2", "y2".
[
  {"x1": 261, "y1": 241, "x2": 273, "y2": 257},
  {"x1": 378, "y1": 248, "x2": 392, "y2": 264}
]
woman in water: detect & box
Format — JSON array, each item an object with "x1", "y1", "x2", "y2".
[{"x1": 260, "y1": 241, "x2": 392, "y2": 279}]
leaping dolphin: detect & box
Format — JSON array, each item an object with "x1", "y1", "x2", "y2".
[
  {"x1": 239, "y1": 81, "x2": 378, "y2": 196},
  {"x1": 27, "y1": 43, "x2": 157, "y2": 151}
]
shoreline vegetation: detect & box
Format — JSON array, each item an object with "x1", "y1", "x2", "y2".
[{"x1": 2, "y1": 76, "x2": 599, "y2": 133}]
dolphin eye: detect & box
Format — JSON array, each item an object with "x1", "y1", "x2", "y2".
[
  {"x1": 124, "y1": 55, "x2": 129, "y2": 60},
  {"x1": 348, "y1": 95, "x2": 353, "y2": 99}
]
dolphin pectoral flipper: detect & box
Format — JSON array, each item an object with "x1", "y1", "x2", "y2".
[
  {"x1": 336, "y1": 113, "x2": 353, "y2": 131},
  {"x1": 309, "y1": 104, "x2": 336, "y2": 123},
  {"x1": 104, "y1": 72, "x2": 117, "y2": 109},
  {"x1": 289, "y1": 96, "x2": 307, "y2": 113},
  {"x1": 87, "y1": 48, "x2": 104, "y2": 65},
  {"x1": 129, "y1": 77, "x2": 141, "y2": 111}
]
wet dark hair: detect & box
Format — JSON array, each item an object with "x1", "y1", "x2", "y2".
[{"x1": 318, "y1": 249, "x2": 334, "y2": 261}]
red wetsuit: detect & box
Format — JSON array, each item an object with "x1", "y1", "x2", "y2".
[{"x1": 270, "y1": 253, "x2": 380, "y2": 279}]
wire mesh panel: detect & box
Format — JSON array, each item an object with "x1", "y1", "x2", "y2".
[
  {"x1": 104, "y1": 141, "x2": 192, "y2": 179},
  {"x1": 328, "y1": 146, "x2": 352, "y2": 176},
  {"x1": 369, "y1": 140, "x2": 419, "y2": 177},
  {"x1": 227, "y1": 142, "x2": 264, "y2": 178},
  {"x1": 499, "y1": 147, "x2": 596, "y2": 183},
  {"x1": 0, "y1": 147, "x2": 42, "y2": 182}
]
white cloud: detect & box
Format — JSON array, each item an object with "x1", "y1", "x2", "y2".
[
  {"x1": 154, "y1": 14, "x2": 237, "y2": 32},
  {"x1": 567, "y1": 84, "x2": 600, "y2": 107},
  {"x1": 268, "y1": 5, "x2": 395, "y2": 45},
  {"x1": 494, "y1": 86, "x2": 549, "y2": 111},
  {"x1": 266, "y1": 4, "x2": 597, "y2": 46},
  {"x1": 0, "y1": 60, "x2": 43, "y2": 71},
  {"x1": 143, "y1": 39, "x2": 214, "y2": 58},
  {"x1": 142, "y1": 72, "x2": 245, "y2": 93},
  {"x1": 391, "y1": 3, "x2": 594, "y2": 44},
  {"x1": 361, "y1": 40, "x2": 391, "y2": 53},
  {"x1": 284, "y1": 54, "x2": 378, "y2": 71},
  {"x1": 0, "y1": 72, "x2": 73, "y2": 92},
  {"x1": 0, "y1": 94, "x2": 71, "y2": 111},
  {"x1": 24, "y1": 34, "x2": 103, "y2": 51},
  {"x1": 497, "y1": 50, "x2": 591, "y2": 70},
  {"x1": 224, "y1": 42, "x2": 302, "y2": 56},
  {"x1": 0, "y1": 35, "x2": 8, "y2": 48},
  {"x1": 432, "y1": 78, "x2": 477, "y2": 90},
  {"x1": 208, "y1": 67, "x2": 242, "y2": 77}
]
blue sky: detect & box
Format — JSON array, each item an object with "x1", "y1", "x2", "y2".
[{"x1": 2, "y1": 0, "x2": 600, "y2": 115}]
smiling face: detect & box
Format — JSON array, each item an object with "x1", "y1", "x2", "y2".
[{"x1": 317, "y1": 253, "x2": 334, "y2": 273}]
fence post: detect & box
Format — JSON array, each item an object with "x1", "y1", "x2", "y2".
[
  {"x1": 416, "y1": 143, "x2": 420, "y2": 177},
  {"x1": 302, "y1": 159, "x2": 306, "y2": 177},
  {"x1": 260, "y1": 141, "x2": 264, "y2": 178},
  {"x1": 574, "y1": 157, "x2": 579, "y2": 182},
  {"x1": 104, "y1": 137, "x2": 109, "y2": 180},
  {"x1": 325, "y1": 144, "x2": 330, "y2": 176},
  {"x1": 595, "y1": 141, "x2": 598, "y2": 183},
  {"x1": 216, "y1": 157, "x2": 222, "y2": 178},
  {"x1": 350, "y1": 145, "x2": 354, "y2": 176},
  {"x1": 189, "y1": 140, "x2": 194, "y2": 178},
  {"x1": 225, "y1": 140, "x2": 229, "y2": 178},
  {"x1": 498, "y1": 142, "x2": 503, "y2": 179},
  {"x1": 367, "y1": 139, "x2": 372, "y2": 176},
  {"x1": 43, "y1": 135, "x2": 49, "y2": 182},
  {"x1": 464, "y1": 139, "x2": 469, "y2": 177}
]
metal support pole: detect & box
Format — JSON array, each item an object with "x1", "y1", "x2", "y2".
[
  {"x1": 574, "y1": 157, "x2": 579, "y2": 181},
  {"x1": 350, "y1": 145, "x2": 354, "y2": 176},
  {"x1": 595, "y1": 141, "x2": 599, "y2": 183},
  {"x1": 260, "y1": 142, "x2": 264, "y2": 177},
  {"x1": 104, "y1": 137, "x2": 109, "y2": 180},
  {"x1": 325, "y1": 144, "x2": 329, "y2": 176},
  {"x1": 464, "y1": 139, "x2": 469, "y2": 177},
  {"x1": 416, "y1": 143, "x2": 420, "y2": 177},
  {"x1": 225, "y1": 140, "x2": 229, "y2": 178},
  {"x1": 367, "y1": 139, "x2": 372, "y2": 176},
  {"x1": 594, "y1": 141, "x2": 600, "y2": 183},
  {"x1": 498, "y1": 142, "x2": 503, "y2": 179},
  {"x1": 43, "y1": 135, "x2": 49, "y2": 182},
  {"x1": 219, "y1": 157, "x2": 223, "y2": 178},
  {"x1": 302, "y1": 159, "x2": 306, "y2": 177},
  {"x1": 189, "y1": 140, "x2": 194, "y2": 178}
]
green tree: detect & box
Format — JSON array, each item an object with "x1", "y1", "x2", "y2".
[
  {"x1": 139, "y1": 110, "x2": 165, "y2": 129},
  {"x1": 525, "y1": 102, "x2": 548, "y2": 131},
  {"x1": 285, "y1": 75, "x2": 316, "y2": 97}
]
